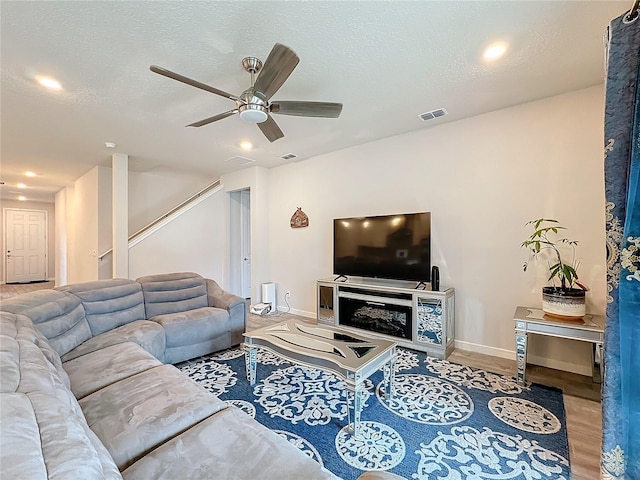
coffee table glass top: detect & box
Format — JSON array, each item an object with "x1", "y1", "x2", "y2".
[{"x1": 243, "y1": 319, "x2": 395, "y2": 371}]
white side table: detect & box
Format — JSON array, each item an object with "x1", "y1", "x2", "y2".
[{"x1": 513, "y1": 306, "x2": 604, "y2": 385}]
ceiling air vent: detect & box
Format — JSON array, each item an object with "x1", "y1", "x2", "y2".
[
  {"x1": 418, "y1": 108, "x2": 448, "y2": 122},
  {"x1": 280, "y1": 153, "x2": 297, "y2": 160},
  {"x1": 225, "y1": 156, "x2": 255, "y2": 166}
]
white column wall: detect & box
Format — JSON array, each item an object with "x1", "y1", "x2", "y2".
[
  {"x1": 54, "y1": 189, "x2": 68, "y2": 286},
  {"x1": 97, "y1": 166, "x2": 113, "y2": 280},
  {"x1": 112, "y1": 153, "x2": 128, "y2": 278},
  {"x1": 266, "y1": 85, "x2": 606, "y2": 375},
  {"x1": 64, "y1": 187, "x2": 76, "y2": 284},
  {"x1": 70, "y1": 168, "x2": 99, "y2": 283}
]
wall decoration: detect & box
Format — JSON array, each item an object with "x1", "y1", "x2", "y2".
[{"x1": 290, "y1": 207, "x2": 309, "y2": 228}]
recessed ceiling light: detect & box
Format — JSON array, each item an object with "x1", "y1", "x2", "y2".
[
  {"x1": 17, "y1": 195, "x2": 27, "y2": 201},
  {"x1": 105, "y1": 142, "x2": 117, "y2": 149},
  {"x1": 16, "y1": 183, "x2": 27, "y2": 189},
  {"x1": 240, "y1": 141, "x2": 253, "y2": 151},
  {"x1": 483, "y1": 42, "x2": 508, "y2": 61},
  {"x1": 36, "y1": 76, "x2": 63, "y2": 91},
  {"x1": 25, "y1": 171, "x2": 37, "y2": 177}
]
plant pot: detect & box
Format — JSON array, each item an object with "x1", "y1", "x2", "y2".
[{"x1": 542, "y1": 287, "x2": 586, "y2": 319}]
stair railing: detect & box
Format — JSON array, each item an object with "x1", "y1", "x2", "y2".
[{"x1": 98, "y1": 178, "x2": 222, "y2": 261}]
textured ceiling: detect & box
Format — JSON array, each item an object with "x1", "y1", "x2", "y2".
[{"x1": 0, "y1": 1, "x2": 629, "y2": 202}]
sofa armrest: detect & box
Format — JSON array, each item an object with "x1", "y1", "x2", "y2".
[
  {"x1": 205, "y1": 280, "x2": 246, "y2": 346},
  {"x1": 204, "y1": 279, "x2": 244, "y2": 311}
]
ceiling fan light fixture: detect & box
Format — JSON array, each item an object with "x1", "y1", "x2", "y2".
[{"x1": 239, "y1": 104, "x2": 268, "y2": 123}]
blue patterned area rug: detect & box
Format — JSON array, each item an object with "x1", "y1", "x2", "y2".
[{"x1": 178, "y1": 347, "x2": 570, "y2": 480}]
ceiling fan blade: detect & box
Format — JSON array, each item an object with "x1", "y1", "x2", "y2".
[
  {"x1": 253, "y1": 44, "x2": 300, "y2": 100},
  {"x1": 150, "y1": 65, "x2": 241, "y2": 102},
  {"x1": 187, "y1": 109, "x2": 238, "y2": 127},
  {"x1": 257, "y1": 115, "x2": 284, "y2": 142},
  {"x1": 271, "y1": 101, "x2": 343, "y2": 118}
]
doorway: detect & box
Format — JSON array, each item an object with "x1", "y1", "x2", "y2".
[
  {"x1": 4, "y1": 208, "x2": 48, "y2": 283},
  {"x1": 229, "y1": 189, "x2": 251, "y2": 298}
]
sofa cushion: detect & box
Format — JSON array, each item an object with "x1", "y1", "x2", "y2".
[
  {"x1": 31, "y1": 390, "x2": 123, "y2": 479},
  {"x1": 0, "y1": 312, "x2": 71, "y2": 390},
  {"x1": 83, "y1": 422, "x2": 125, "y2": 480},
  {"x1": 1, "y1": 393, "x2": 48, "y2": 479},
  {"x1": 15, "y1": 339, "x2": 81, "y2": 415},
  {"x1": 18, "y1": 314, "x2": 70, "y2": 386},
  {"x1": 64, "y1": 342, "x2": 163, "y2": 399},
  {"x1": 0, "y1": 311, "x2": 17, "y2": 337},
  {"x1": 0, "y1": 289, "x2": 90, "y2": 357},
  {"x1": 121, "y1": 406, "x2": 339, "y2": 480},
  {"x1": 57, "y1": 279, "x2": 146, "y2": 336},
  {"x1": 0, "y1": 391, "x2": 123, "y2": 480},
  {"x1": 79, "y1": 364, "x2": 228, "y2": 470},
  {"x1": 137, "y1": 272, "x2": 208, "y2": 318},
  {"x1": 162, "y1": 336, "x2": 232, "y2": 365},
  {"x1": 150, "y1": 306, "x2": 229, "y2": 348},
  {"x1": 61, "y1": 320, "x2": 165, "y2": 363}
]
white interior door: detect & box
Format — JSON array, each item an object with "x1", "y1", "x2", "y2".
[
  {"x1": 239, "y1": 189, "x2": 251, "y2": 298},
  {"x1": 229, "y1": 189, "x2": 251, "y2": 298},
  {"x1": 5, "y1": 209, "x2": 47, "y2": 283}
]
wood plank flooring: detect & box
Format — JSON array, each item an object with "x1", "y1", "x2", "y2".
[
  {"x1": 0, "y1": 280, "x2": 55, "y2": 300},
  {"x1": 1, "y1": 283, "x2": 601, "y2": 479}
]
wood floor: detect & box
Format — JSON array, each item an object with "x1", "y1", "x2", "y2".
[
  {"x1": 0, "y1": 280, "x2": 55, "y2": 300},
  {"x1": 1, "y1": 283, "x2": 601, "y2": 479}
]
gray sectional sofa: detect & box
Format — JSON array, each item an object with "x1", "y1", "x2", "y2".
[{"x1": 0, "y1": 272, "x2": 354, "y2": 480}]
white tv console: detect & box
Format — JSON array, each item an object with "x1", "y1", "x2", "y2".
[{"x1": 316, "y1": 276, "x2": 455, "y2": 359}]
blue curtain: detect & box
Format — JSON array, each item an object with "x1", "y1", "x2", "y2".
[{"x1": 602, "y1": 8, "x2": 640, "y2": 480}]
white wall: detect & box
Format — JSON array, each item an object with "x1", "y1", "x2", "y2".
[
  {"x1": 128, "y1": 168, "x2": 215, "y2": 234},
  {"x1": 69, "y1": 166, "x2": 112, "y2": 283},
  {"x1": 1, "y1": 199, "x2": 56, "y2": 283},
  {"x1": 98, "y1": 166, "x2": 113, "y2": 280},
  {"x1": 126, "y1": 167, "x2": 221, "y2": 281},
  {"x1": 54, "y1": 188, "x2": 69, "y2": 286},
  {"x1": 266, "y1": 85, "x2": 606, "y2": 375},
  {"x1": 128, "y1": 191, "x2": 224, "y2": 281},
  {"x1": 71, "y1": 167, "x2": 98, "y2": 283},
  {"x1": 64, "y1": 164, "x2": 221, "y2": 285}
]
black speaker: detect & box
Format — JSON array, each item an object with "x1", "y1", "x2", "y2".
[{"x1": 431, "y1": 266, "x2": 440, "y2": 291}]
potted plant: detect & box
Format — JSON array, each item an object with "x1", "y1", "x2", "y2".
[{"x1": 521, "y1": 218, "x2": 587, "y2": 318}]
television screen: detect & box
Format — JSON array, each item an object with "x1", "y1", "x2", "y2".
[{"x1": 333, "y1": 212, "x2": 431, "y2": 282}]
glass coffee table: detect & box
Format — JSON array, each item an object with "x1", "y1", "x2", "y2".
[{"x1": 243, "y1": 319, "x2": 396, "y2": 437}]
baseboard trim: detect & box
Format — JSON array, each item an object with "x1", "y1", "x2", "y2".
[
  {"x1": 453, "y1": 340, "x2": 591, "y2": 376},
  {"x1": 276, "y1": 306, "x2": 316, "y2": 319},
  {"x1": 454, "y1": 339, "x2": 514, "y2": 360}
]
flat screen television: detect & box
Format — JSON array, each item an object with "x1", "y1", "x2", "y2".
[{"x1": 333, "y1": 212, "x2": 431, "y2": 282}]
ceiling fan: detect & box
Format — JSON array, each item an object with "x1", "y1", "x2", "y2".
[{"x1": 150, "y1": 43, "x2": 343, "y2": 142}]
